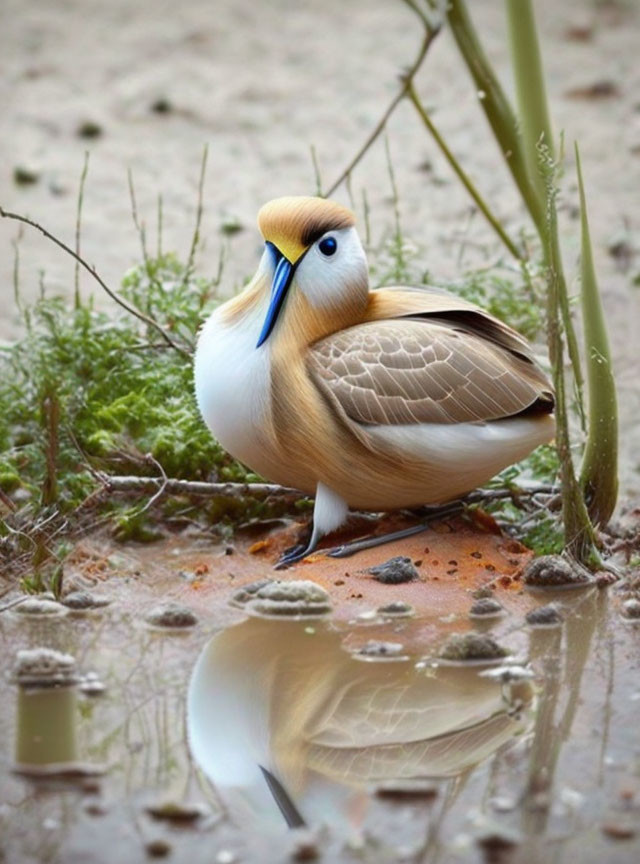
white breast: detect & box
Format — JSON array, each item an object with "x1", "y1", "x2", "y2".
[{"x1": 194, "y1": 297, "x2": 272, "y2": 472}]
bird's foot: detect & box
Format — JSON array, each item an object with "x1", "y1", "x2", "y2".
[{"x1": 275, "y1": 543, "x2": 314, "y2": 570}]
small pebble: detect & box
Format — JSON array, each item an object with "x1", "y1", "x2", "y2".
[
  {"x1": 354, "y1": 640, "x2": 405, "y2": 659},
  {"x1": 375, "y1": 779, "x2": 438, "y2": 800},
  {"x1": 145, "y1": 603, "x2": 198, "y2": 629},
  {"x1": 522, "y1": 555, "x2": 592, "y2": 589},
  {"x1": 150, "y1": 97, "x2": 173, "y2": 114},
  {"x1": 14, "y1": 597, "x2": 67, "y2": 617},
  {"x1": 12, "y1": 647, "x2": 77, "y2": 687},
  {"x1": 76, "y1": 120, "x2": 103, "y2": 139},
  {"x1": 13, "y1": 165, "x2": 40, "y2": 185},
  {"x1": 291, "y1": 829, "x2": 320, "y2": 861},
  {"x1": 62, "y1": 590, "x2": 111, "y2": 610},
  {"x1": 622, "y1": 598, "x2": 640, "y2": 619},
  {"x1": 525, "y1": 603, "x2": 563, "y2": 627},
  {"x1": 233, "y1": 579, "x2": 331, "y2": 618},
  {"x1": 146, "y1": 839, "x2": 172, "y2": 858},
  {"x1": 469, "y1": 597, "x2": 504, "y2": 618},
  {"x1": 601, "y1": 822, "x2": 636, "y2": 840},
  {"x1": 377, "y1": 600, "x2": 414, "y2": 618},
  {"x1": 439, "y1": 632, "x2": 509, "y2": 662},
  {"x1": 145, "y1": 801, "x2": 206, "y2": 824},
  {"x1": 368, "y1": 556, "x2": 418, "y2": 584}
]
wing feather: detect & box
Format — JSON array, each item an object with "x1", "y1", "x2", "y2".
[{"x1": 309, "y1": 317, "x2": 553, "y2": 428}]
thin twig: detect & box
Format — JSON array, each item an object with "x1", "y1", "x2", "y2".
[
  {"x1": 182, "y1": 144, "x2": 209, "y2": 288},
  {"x1": 0, "y1": 205, "x2": 191, "y2": 357},
  {"x1": 74, "y1": 151, "x2": 90, "y2": 308},
  {"x1": 407, "y1": 84, "x2": 523, "y2": 260},
  {"x1": 323, "y1": 17, "x2": 442, "y2": 197},
  {"x1": 97, "y1": 475, "x2": 306, "y2": 501}
]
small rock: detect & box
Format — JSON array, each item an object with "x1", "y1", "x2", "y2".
[
  {"x1": 146, "y1": 839, "x2": 172, "y2": 858},
  {"x1": 291, "y1": 828, "x2": 320, "y2": 861},
  {"x1": 601, "y1": 822, "x2": 636, "y2": 840},
  {"x1": 76, "y1": 120, "x2": 103, "y2": 139},
  {"x1": 622, "y1": 598, "x2": 640, "y2": 619},
  {"x1": 12, "y1": 648, "x2": 78, "y2": 687},
  {"x1": 472, "y1": 585, "x2": 494, "y2": 599},
  {"x1": 439, "y1": 632, "x2": 509, "y2": 663},
  {"x1": 150, "y1": 97, "x2": 173, "y2": 114},
  {"x1": 220, "y1": 214, "x2": 244, "y2": 236},
  {"x1": 233, "y1": 579, "x2": 331, "y2": 618},
  {"x1": 84, "y1": 802, "x2": 108, "y2": 816},
  {"x1": 469, "y1": 597, "x2": 504, "y2": 618},
  {"x1": 525, "y1": 604, "x2": 563, "y2": 627},
  {"x1": 480, "y1": 665, "x2": 534, "y2": 684},
  {"x1": 14, "y1": 597, "x2": 67, "y2": 617},
  {"x1": 476, "y1": 827, "x2": 520, "y2": 853},
  {"x1": 145, "y1": 603, "x2": 198, "y2": 629},
  {"x1": 377, "y1": 600, "x2": 414, "y2": 618},
  {"x1": 354, "y1": 640, "x2": 405, "y2": 659},
  {"x1": 375, "y1": 779, "x2": 438, "y2": 800},
  {"x1": 565, "y1": 80, "x2": 620, "y2": 100},
  {"x1": 79, "y1": 673, "x2": 107, "y2": 697},
  {"x1": 145, "y1": 801, "x2": 206, "y2": 824},
  {"x1": 13, "y1": 165, "x2": 40, "y2": 185},
  {"x1": 522, "y1": 555, "x2": 592, "y2": 589},
  {"x1": 62, "y1": 590, "x2": 111, "y2": 610},
  {"x1": 368, "y1": 556, "x2": 418, "y2": 584}
]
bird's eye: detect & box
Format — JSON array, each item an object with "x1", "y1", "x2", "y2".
[{"x1": 318, "y1": 236, "x2": 337, "y2": 256}]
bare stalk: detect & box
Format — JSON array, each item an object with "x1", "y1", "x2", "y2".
[
  {"x1": 575, "y1": 143, "x2": 618, "y2": 525},
  {"x1": 323, "y1": 17, "x2": 442, "y2": 197},
  {"x1": 407, "y1": 84, "x2": 523, "y2": 260},
  {"x1": 74, "y1": 151, "x2": 90, "y2": 309}
]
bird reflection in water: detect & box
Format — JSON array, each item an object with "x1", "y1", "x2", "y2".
[{"x1": 188, "y1": 614, "x2": 534, "y2": 832}]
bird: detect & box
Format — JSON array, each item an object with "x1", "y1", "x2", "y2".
[
  {"x1": 188, "y1": 615, "x2": 534, "y2": 831},
  {"x1": 194, "y1": 196, "x2": 554, "y2": 566}
]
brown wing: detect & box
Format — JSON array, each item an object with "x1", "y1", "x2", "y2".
[
  {"x1": 364, "y1": 286, "x2": 536, "y2": 361},
  {"x1": 308, "y1": 318, "x2": 553, "y2": 427}
]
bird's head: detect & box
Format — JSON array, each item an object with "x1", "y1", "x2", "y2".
[{"x1": 253, "y1": 196, "x2": 369, "y2": 348}]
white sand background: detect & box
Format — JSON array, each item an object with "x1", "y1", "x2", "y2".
[{"x1": 1, "y1": 0, "x2": 639, "y2": 489}]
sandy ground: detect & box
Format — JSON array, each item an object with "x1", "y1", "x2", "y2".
[{"x1": 0, "y1": 0, "x2": 639, "y2": 489}]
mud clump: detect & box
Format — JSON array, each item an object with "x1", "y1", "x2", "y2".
[
  {"x1": 12, "y1": 647, "x2": 78, "y2": 687},
  {"x1": 145, "y1": 603, "x2": 198, "y2": 629},
  {"x1": 233, "y1": 579, "x2": 332, "y2": 618},
  {"x1": 469, "y1": 597, "x2": 504, "y2": 618},
  {"x1": 62, "y1": 590, "x2": 111, "y2": 611},
  {"x1": 377, "y1": 600, "x2": 415, "y2": 618},
  {"x1": 354, "y1": 640, "x2": 406, "y2": 659},
  {"x1": 439, "y1": 632, "x2": 509, "y2": 663},
  {"x1": 522, "y1": 555, "x2": 592, "y2": 589},
  {"x1": 368, "y1": 556, "x2": 419, "y2": 584},
  {"x1": 526, "y1": 604, "x2": 563, "y2": 627}
]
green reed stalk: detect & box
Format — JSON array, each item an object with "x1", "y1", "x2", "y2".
[{"x1": 575, "y1": 143, "x2": 618, "y2": 526}]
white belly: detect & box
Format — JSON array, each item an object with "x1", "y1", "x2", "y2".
[{"x1": 194, "y1": 304, "x2": 273, "y2": 473}]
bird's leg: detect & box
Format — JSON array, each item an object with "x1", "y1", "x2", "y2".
[
  {"x1": 276, "y1": 482, "x2": 348, "y2": 569},
  {"x1": 326, "y1": 499, "x2": 466, "y2": 558}
]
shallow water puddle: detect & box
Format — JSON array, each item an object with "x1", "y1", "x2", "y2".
[{"x1": 1, "y1": 540, "x2": 640, "y2": 862}]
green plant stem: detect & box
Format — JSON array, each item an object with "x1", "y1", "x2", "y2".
[
  {"x1": 446, "y1": 0, "x2": 543, "y2": 229},
  {"x1": 504, "y1": 0, "x2": 584, "y2": 416},
  {"x1": 540, "y1": 155, "x2": 597, "y2": 564},
  {"x1": 407, "y1": 84, "x2": 523, "y2": 261},
  {"x1": 575, "y1": 143, "x2": 618, "y2": 525}
]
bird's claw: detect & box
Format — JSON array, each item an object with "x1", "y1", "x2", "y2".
[{"x1": 275, "y1": 544, "x2": 310, "y2": 570}]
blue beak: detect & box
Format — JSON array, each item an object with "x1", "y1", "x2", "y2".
[{"x1": 256, "y1": 243, "x2": 295, "y2": 348}]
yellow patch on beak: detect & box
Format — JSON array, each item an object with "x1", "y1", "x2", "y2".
[{"x1": 267, "y1": 233, "x2": 307, "y2": 265}]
